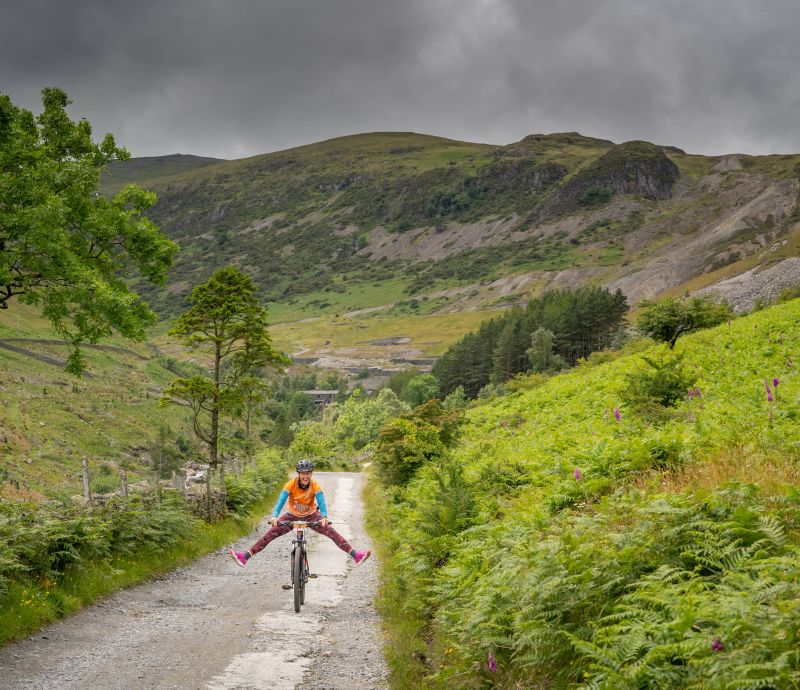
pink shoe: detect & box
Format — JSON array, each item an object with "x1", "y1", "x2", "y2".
[
  {"x1": 228, "y1": 548, "x2": 250, "y2": 568},
  {"x1": 353, "y1": 549, "x2": 371, "y2": 565}
]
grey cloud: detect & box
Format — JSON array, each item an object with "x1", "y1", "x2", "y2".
[{"x1": 1, "y1": 0, "x2": 799, "y2": 158}]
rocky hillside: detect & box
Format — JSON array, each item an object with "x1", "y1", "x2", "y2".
[{"x1": 102, "y1": 132, "x2": 800, "y2": 318}]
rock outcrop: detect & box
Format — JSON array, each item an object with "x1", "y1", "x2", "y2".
[{"x1": 531, "y1": 140, "x2": 680, "y2": 221}]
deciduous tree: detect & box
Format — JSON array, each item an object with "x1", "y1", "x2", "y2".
[
  {"x1": 636, "y1": 296, "x2": 732, "y2": 349},
  {"x1": 526, "y1": 327, "x2": 566, "y2": 374},
  {"x1": 0, "y1": 88, "x2": 177, "y2": 373}
]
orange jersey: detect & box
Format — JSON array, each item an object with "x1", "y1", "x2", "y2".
[{"x1": 283, "y1": 477, "x2": 322, "y2": 517}]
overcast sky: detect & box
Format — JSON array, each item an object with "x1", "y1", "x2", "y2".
[{"x1": 2, "y1": 0, "x2": 799, "y2": 160}]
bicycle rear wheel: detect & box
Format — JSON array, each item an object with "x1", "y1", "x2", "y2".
[{"x1": 293, "y1": 546, "x2": 303, "y2": 612}]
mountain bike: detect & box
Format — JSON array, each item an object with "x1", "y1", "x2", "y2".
[{"x1": 279, "y1": 520, "x2": 322, "y2": 612}]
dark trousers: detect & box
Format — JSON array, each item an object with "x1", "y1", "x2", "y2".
[{"x1": 249, "y1": 510, "x2": 353, "y2": 556}]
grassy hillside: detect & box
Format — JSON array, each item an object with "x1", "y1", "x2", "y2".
[
  {"x1": 93, "y1": 131, "x2": 800, "y2": 379},
  {"x1": 101, "y1": 132, "x2": 800, "y2": 329},
  {"x1": 371, "y1": 298, "x2": 800, "y2": 688},
  {"x1": 102, "y1": 153, "x2": 226, "y2": 193},
  {"x1": 0, "y1": 301, "x2": 192, "y2": 499}
]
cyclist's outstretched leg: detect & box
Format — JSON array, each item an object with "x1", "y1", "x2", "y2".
[
  {"x1": 307, "y1": 511, "x2": 371, "y2": 565},
  {"x1": 229, "y1": 514, "x2": 293, "y2": 567}
]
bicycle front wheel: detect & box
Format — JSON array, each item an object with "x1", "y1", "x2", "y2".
[
  {"x1": 293, "y1": 546, "x2": 303, "y2": 612},
  {"x1": 300, "y1": 552, "x2": 308, "y2": 605}
]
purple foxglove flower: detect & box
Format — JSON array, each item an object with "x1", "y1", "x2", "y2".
[
  {"x1": 773, "y1": 377, "x2": 780, "y2": 388},
  {"x1": 766, "y1": 381, "x2": 772, "y2": 394},
  {"x1": 694, "y1": 388, "x2": 702, "y2": 398},
  {"x1": 613, "y1": 407, "x2": 621, "y2": 422},
  {"x1": 488, "y1": 652, "x2": 496, "y2": 673},
  {"x1": 711, "y1": 637, "x2": 724, "y2": 652},
  {"x1": 574, "y1": 468, "x2": 582, "y2": 481},
  {"x1": 767, "y1": 392, "x2": 774, "y2": 403},
  {"x1": 688, "y1": 388, "x2": 695, "y2": 398}
]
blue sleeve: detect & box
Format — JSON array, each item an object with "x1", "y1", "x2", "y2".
[
  {"x1": 315, "y1": 491, "x2": 327, "y2": 518},
  {"x1": 272, "y1": 489, "x2": 289, "y2": 518}
]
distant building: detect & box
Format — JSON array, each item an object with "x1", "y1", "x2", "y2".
[{"x1": 301, "y1": 390, "x2": 339, "y2": 406}]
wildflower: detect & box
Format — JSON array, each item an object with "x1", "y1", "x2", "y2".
[
  {"x1": 574, "y1": 468, "x2": 582, "y2": 481},
  {"x1": 767, "y1": 391, "x2": 774, "y2": 403},
  {"x1": 694, "y1": 388, "x2": 702, "y2": 398},
  {"x1": 687, "y1": 388, "x2": 695, "y2": 399},
  {"x1": 711, "y1": 637, "x2": 724, "y2": 652},
  {"x1": 488, "y1": 652, "x2": 496, "y2": 673},
  {"x1": 773, "y1": 377, "x2": 780, "y2": 388},
  {"x1": 613, "y1": 407, "x2": 621, "y2": 422}
]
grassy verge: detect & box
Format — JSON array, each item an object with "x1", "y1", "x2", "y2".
[
  {"x1": 363, "y1": 475, "x2": 430, "y2": 689},
  {"x1": 0, "y1": 493, "x2": 275, "y2": 646}
]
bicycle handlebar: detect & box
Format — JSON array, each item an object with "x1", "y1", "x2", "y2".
[{"x1": 276, "y1": 520, "x2": 329, "y2": 527}]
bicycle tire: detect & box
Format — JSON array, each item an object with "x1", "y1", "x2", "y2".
[
  {"x1": 300, "y1": 552, "x2": 308, "y2": 605},
  {"x1": 293, "y1": 546, "x2": 303, "y2": 612}
]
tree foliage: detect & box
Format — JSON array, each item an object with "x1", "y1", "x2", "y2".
[
  {"x1": 160, "y1": 267, "x2": 287, "y2": 475},
  {"x1": 434, "y1": 286, "x2": 628, "y2": 397},
  {"x1": 403, "y1": 373, "x2": 440, "y2": 407},
  {"x1": 636, "y1": 295, "x2": 733, "y2": 349},
  {"x1": 0, "y1": 88, "x2": 178, "y2": 373},
  {"x1": 526, "y1": 326, "x2": 566, "y2": 374},
  {"x1": 373, "y1": 399, "x2": 464, "y2": 486},
  {"x1": 288, "y1": 387, "x2": 409, "y2": 468}
]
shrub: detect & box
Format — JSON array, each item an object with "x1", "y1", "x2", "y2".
[
  {"x1": 224, "y1": 450, "x2": 286, "y2": 515},
  {"x1": 622, "y1": 349, "x2": 697, "y2": 411},
  {"x1": 374, "y1": 400, "x2": 464, "y2": 486},
  {"x1": 579, "y1": 185, "x2": 613, "y2": 205},
  {"x1": 0, "y1": 496, "x2": 200, "y2": 587}
]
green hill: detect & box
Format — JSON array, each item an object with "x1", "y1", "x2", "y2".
[
  {"x1": 98, "y1": 131, "x2": 800, "y2": 373},
  {"x1": 371, "y1": 297, "x2": 800, "y2": 688},
  {"x1": 0, "y1": 302, "x2": 192, "y2": 500}
]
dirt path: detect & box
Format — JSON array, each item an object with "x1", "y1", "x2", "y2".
[{"x1": 0, "y1": 472, "x2": 388, "y2": 689}]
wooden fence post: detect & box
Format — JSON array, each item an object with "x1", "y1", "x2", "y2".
[
  {"x1": 82, "y1": 458, "x2": 93, "y2": 507},
  {"x1": 119, "y1": 468, "x2": 128, "y2": 497}
]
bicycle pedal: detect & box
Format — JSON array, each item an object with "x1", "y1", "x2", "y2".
[
  {"x1": 308, "y1": 573, "x2": 319, "y2": 578},
  {"x1": 281, "y1": 584, "x2": 292, "y2": 590}
]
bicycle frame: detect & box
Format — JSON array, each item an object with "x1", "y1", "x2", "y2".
[{"x1": 278, "y1": 520, "x2": 322, "y2": 612}]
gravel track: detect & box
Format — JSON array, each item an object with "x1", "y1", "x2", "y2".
[{"x1": 0, "y1": 472, "x2": 387, "y2": 689}]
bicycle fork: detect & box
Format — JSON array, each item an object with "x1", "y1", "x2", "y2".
[{"x1": 282, "y1": 539, "x2": 318, "y2": 590}]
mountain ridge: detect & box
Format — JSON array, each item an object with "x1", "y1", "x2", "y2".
[{"x1": 101, "y1": 131, "x2": 800, "y2": 326}]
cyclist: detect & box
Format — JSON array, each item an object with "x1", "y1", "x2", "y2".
[{"x1": 228, "y1": 459, "x2": 371, "y2": 567}]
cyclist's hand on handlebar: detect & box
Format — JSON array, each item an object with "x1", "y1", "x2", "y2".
[
  {"x1": 271, "y1": 516, "x2": 278, "y2": 527},
  {"x1": 320, "y1": 517, "x2": 328, "y2": 527}
]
